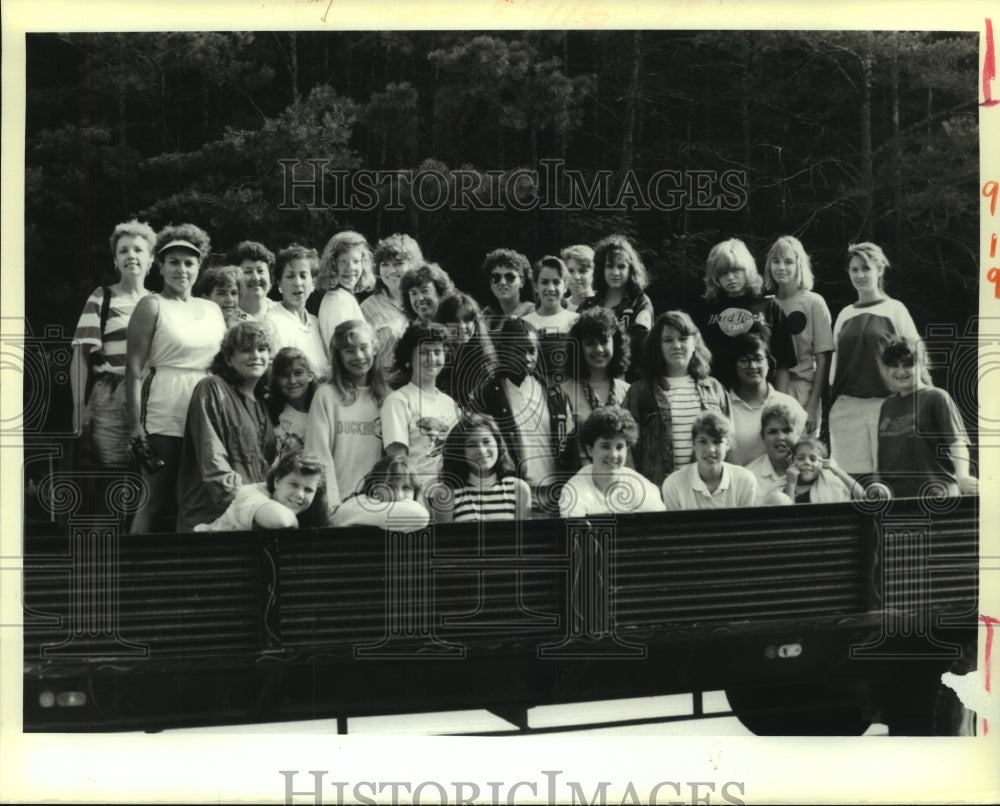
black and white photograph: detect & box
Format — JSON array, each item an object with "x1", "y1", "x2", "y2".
[{"x1": 2, "y1": 0, "x2": 999, "y2": 802}]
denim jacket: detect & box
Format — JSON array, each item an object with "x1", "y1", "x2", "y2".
[{"x1": 623, "y1": 375, "x2": 731, "y2": 487}]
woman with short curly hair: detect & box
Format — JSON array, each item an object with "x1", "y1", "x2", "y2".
[{"x1": 71, "y1": 219, "x2": 156, "y2": 475}]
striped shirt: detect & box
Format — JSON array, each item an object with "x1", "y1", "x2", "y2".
[
  {"x1": 452, "y1": 477, "x2": 520, "y2": 521},
  {"x1": 72, "y1": 286, "x2": 149, "y2": 375},
  {"x1": 665, "y1": 375, "x2": 700, "y2": 467}
]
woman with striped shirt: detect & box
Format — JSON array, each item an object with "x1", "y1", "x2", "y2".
[
  {"x1": 624, "y1": 310, "x2": 731, "y2": 488},
  {"x1": 430, "y1": 413, "x2": 531, "y2": 523},
  {"x1": 71, "y1": 219, "x2": 155, "y2": 471}
]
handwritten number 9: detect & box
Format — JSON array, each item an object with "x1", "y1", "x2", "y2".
[{"x1": 985, "y1": 181, "x2": 999, "y2": 216}]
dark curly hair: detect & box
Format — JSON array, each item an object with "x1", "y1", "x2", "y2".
[
  {"x1": 400, "y1": 263, "x2": 455, "y2": 319},
  {"x1": 154, "y1": 223, "x2": 211, "y2": 266},
  {"x1": 566, "y1": 306, "x2": 630, "y2": 381},
  {"x1": 392, "y1": 320, "x2": 451, "y2": 384},
  {"x1": 229, "y1": 240, "x2": 275, "y2": 273},
  {"x1": 579, "y1": 405, "x2": 639, "y2": 449},
  {"x1": 592, "y1": 235, "x2": 648, "y2": 298},
  {"x1": 483, "y1": 248, "x2": 534, "y2": 304}
]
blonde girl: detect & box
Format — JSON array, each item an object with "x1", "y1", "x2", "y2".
[
  {"x1": 692, "y1": 237, "x2": 769, "y2": 391},
  {"x1": 316, "y1": 231, "x2": 375, "y2": 349},
  {"x1": 763, "y1": 235, "x2": 834, "y2": 436},
  {"x1": 305, "y1": 319, "x2": 386, "y2": 509}
]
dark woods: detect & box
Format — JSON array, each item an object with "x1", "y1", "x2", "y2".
[{"x1": 25, "y1": 30, "x2": 978, "y2": 363}]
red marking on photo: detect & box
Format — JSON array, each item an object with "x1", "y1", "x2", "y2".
[
  {"x1": 979, "y1": 615, "x2": 999, "y2": 735},
  {"x1": 984, "y1": 19, "x2": 999, "y2": 107}
]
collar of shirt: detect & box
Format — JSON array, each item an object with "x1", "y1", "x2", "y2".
[{"x1": 690, "y1": 463, "x2": 732, "y2": 497}]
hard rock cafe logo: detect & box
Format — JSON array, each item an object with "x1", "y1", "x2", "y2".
[{"x1": 712, "y1": 308, "x2": 756, "y2": 337}]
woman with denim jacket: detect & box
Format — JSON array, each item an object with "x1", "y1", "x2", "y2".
[{"x1": 623, "y1": 310, "x2": 731, "y2": 488}]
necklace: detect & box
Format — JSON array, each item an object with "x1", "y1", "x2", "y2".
[{"x1": 583, "y1": 379, "x2": 616, "y2": 411}]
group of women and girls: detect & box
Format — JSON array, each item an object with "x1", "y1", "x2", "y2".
[{"x1": 70, "y1": 218, "x2": 977, "y2": 534}]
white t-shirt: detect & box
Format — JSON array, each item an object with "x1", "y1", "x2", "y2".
[
  {"x1": 274, "y1": 403, "x2": 309, "y2": 454},
  {"x1": 523, "y1": 308, "x2": 580, "y2": 336},
  {"x1": 559, "y1": 465, "x2": 665, "y2": 518},
  {"x1": 380, "y1": 382, "x2": 460, "y2": 483},
  {"x1": 265, "y1": 304, "x2": 330, "y2": 381},
  {"x1": 318, "y1": 287, "x2": 365, "y2": 351},
  {"x1": 660, "y1": 462, "x2": 758, "y2": 511},
  {"x1": 194, "y1": 482, "x2": 273, "y2": 532}
]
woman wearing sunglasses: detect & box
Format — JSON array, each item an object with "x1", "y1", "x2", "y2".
[
  {"x1": 481, "y1": 248, "x2": 535, "y2": 333},
  {"x1": 725, "y1": 332, "x2": 807, "y2": 466}
]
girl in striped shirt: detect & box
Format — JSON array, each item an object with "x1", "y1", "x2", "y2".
[{"x1": 431, "y1": 413, "x2": 531, "y2": 523}]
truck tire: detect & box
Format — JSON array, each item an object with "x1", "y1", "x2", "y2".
[
  {"x1": 725, "y1": 681, "x2": 872, "y2": 736},
  {"x1": 885, "y1": 644, "x2": 977, "y2": 736}
]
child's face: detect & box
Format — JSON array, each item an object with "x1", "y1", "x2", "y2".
[
  {"x1": 208, "y1": 282, "x2": 240, "y2": 325},
  {"x1": 393, "y1": 481, "x2": 415, "y2": 501},
  {"x1": 536, "y1": 266, "x2": 566, "y2": 313},
  {"x1": 273, "y1": 471, "x2": 320, "y2": 514},
  {"x1": 793, "y1": 446, "x2": 824, "y2": 482},
  {"x1": 338, "y1": 329, "x2": 375, "y2": 384},
  {"x1": 335, "y1": 246, "x2": 365, "y2": 291},
  {"x1": 276, "y1": 360, "x2": 314, "y2": 404},
  {"x1": 239, "y1": 259, "x2": 271, "y2": 300},
  {"x1": 718, "y1": 265, "x2": 748, "y2": 297},
  {"x1": 227, "y1": 342, "x2": 270, "y2": 382},
  {"x1": 463, "y1": 427, "x2": 499, "y2": 477},
  {"x1": 378, "y1": 256, "x2": 410, "y2": 295},
  {"x1": 604, "y1": 250, "x2": 631, "y2": 290},
  {"x1": 769, "y1": 248, "x2": 798, "y2": 287},
  {"x1": 503, "y1": 333, "x2": 538, "y2": 377},
  {"x1": 566, "y1": 258, "x2": 594, "y2": 297},
  {"x1": 411, "y1": 340, "x2": 446, "y2": 383},
  {"x1": 848, "y1": 255, "x2": 882, "y2": 294},
  {"x1": 583, "y1": 334, "x2": 614, "y2": 373},
  {"x1": 446, "y1": 318, "x2": 477, "y2": 345},
  {"x1": 693, "y1": 432, "x2": 729, "y2": 473},
  {"x1": 279, "y1": 258, "x2": 315, "y2": 310},
  {"x1": 408, "y1": 282, "x2": 440, "y2": 322},
  {"x1": 661, "y1": 325, "x2": 694, "y2": 377},
  {"x1": 762, "y1": 417, "x2": 798, "y2": 463},
  {"x1": 587, "y1": 434, "x2": 629, "y2": 475},
  {"x1": 883, "y1": 358, "x2": 920, "y2": 395},
  {"x1": 490, "y1": 265, "x2": 523, "y2": 304}
]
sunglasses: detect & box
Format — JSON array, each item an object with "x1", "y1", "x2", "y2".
[{"x1": 490, "y1": 271, "x2": 519, "y2": 285}]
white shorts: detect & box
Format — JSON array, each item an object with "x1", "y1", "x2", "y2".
[{"x1": 829, "y1": 395, "x2": 885, "y2": 475}]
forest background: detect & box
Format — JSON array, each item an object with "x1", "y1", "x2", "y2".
[{"x1": 23, "y1": 29, "x2": 980, "y2": 427}]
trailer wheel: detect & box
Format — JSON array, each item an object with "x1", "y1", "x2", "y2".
[
  {"x1": 725, "y1": 681, "x2": 872, "y2": 736},
  {"x1": 884, "y1": 644, "x2": 977, "y2": 736}
]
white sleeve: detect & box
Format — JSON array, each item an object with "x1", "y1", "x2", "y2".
[
  {"x1": 380, "y1": 391, "x2": 412, "y2": 449},
  {"x1": 305, "y1": 386, "x2": 341, "y2": 506}
]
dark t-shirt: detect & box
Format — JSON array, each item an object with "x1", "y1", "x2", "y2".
[
  {"x1": 690, "y1": 294, "x2": 770, "y2": 389},
  {"x1": 877, "y1": 386, "x2": 967, "y2": 498}
]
